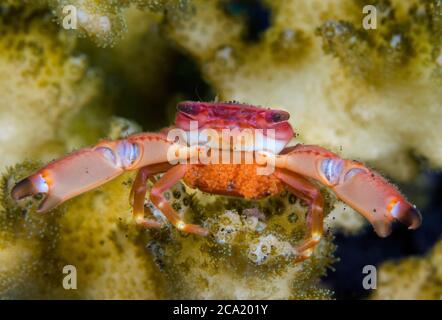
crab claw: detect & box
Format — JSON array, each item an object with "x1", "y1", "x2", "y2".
[
  {"x1": 11, "y1": 142, "x2": 133, "y2": 212},
  {"x1": 10, "y1": 132, "x2": 177, "y2": 213},
  {"x1": 279, "y1": 145, "x2": 422, "y2": 237},
  {"x1": 323, "y1": 159, "x2": 422, "y2": 237},
  {"x1": 11, "y1": 174, "x2": 49, "y2": 201},
  {"x1": 12, "y1": 172, "x2": 62, "y2": 212},
  {"x1": 391, "y1": 204, "x2": 422, "y2": 231}
]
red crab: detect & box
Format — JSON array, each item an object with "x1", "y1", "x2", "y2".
[{"x1": 11, "y1": 101, "x2": 422, "y2": 262}]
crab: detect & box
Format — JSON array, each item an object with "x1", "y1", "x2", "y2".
[{"x1": 11, "y1": 101, "x2": 422, "y2": 262}]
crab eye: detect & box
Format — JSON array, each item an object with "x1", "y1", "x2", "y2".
[
  {"x1": 272, "y1": 113, "x2": 282, "y2": 122},
  {"x1": 177, "y1": 102, "x2": 200, "y2": 116},
  {"x1": 267, "y1": 110, "x2": 290, "y2": 123}
]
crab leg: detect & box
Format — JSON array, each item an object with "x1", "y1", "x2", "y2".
[
  {"x1": 130, "y1": 162, "x2": 173, "y2": 228},
  {"x1": 149, "y1": 164, "x2": 209, "y2": 236},
  {"x1": 274, "y1": 168, "x2": 324, "y2": 262},
  {"x1": 276, "y1": 144, "x2": 422, "y2": 237},
  {"x1": 11, "y1": 133, "x2": 174, "y2": 212}
]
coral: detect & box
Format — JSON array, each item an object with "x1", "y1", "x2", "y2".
[
  {"x1": 145, "y1": 187, "x2": 337, "y2": 299},
  {"x1": 426, "y1": 0, "x2": 442, "y2": 81},
  {"x1": 82, "y1": 6, "x2": 180, "y2": 129},
  {"x1": 3, "y1": 1, "x2": 191, "y2": 48},
  {"x1": 0, "y1": 5, "x2": 103, "y2": 172},
  {"x1": 49, "y1": 0, "x2": 127, "y2": 47},
  {"x1": 0, "y1": 161, "x2": 64, "y2": 298},
  {"x1": 52, "y1": 117, "x2": 162, "y2": 299},
  {"x1": 0, "y1": 119, "x2": 164, "y2": 299},
  {"x1": 45, "y1": 0, "x2": 191, "y2": 47},
  {"x1": 317, "y1": 0, "x2": 426, "y2": 82},
  {"x1": 0, "y1": 3, "x2": 188, "y2": 300},
  {"x1": 325, "y1": 202, "x2": 366, "y2": 236},
  {"x1": 55, "y1": 172, "x2": 164, "y2": 299},
  {"x1": 371, "y1": 239, "x2": 442, "y2": 300}
]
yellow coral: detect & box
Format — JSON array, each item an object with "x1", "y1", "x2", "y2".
[
  {"x1": 0, "y1": 161, "x2": 64, "y2": 298},
  {"x1": 371, "y1": 239, "x2": 442, "y2": 300},
  {"x1": 46, "y1": 0, "x2": 190, "y2": 47},
  {"x1": 82, "y1": 6, "x2": 179, "y2": 129},
  {"x1": 0, "y1": 6, "x2": 102, "y2": 171},
  {"x1": 146, "y1": 188, "x2": 336, "y2": 299},
  {"x1": 56, "y1": 173, "x2": 164, "y2": 299},
  {"x1": 0, "y1": 120, "x2": 164, "y2": 299}
]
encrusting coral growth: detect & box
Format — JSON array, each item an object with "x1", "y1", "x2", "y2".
[
  {"x1": 81, "y1": 6, "x2": 181, "y2": 129},
  {"x1": 0, "y1": 119, "x2": 165, "y2": 299},
  {"x1": 55, "y1": 173, "x2": 165, "y2": 299},
  {"x1": 3, "y1": 0, "x2": 191, "y2": 48},
  {"x1": 0, "y1": 0, "x2": 180, "y2": 171},
  {"x1": 144, "y1": 187, "x2": 336, "y2": 299},
  {"x1": 52, "y1": 117, "x2": 164, "y2": 299},
  {"x1": 371, "y1": 239, "x2": 442, "y2": 300},
  {"x1": 0, "y1": 2, "x2": 178, "y2": 299},
  {"x1": 0, "y1": 5, "x2": 102, "y2": 172},
  {"x1": 47, "y1": 0, "x2": 191, "y2": 47},
  {"x1": 0, "y1": 160, "x2": 64, "y2": 298}
]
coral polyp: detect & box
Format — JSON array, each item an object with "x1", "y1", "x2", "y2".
[{"x1": 144, "y1": 188, "x2": 337, "y2": 299}]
